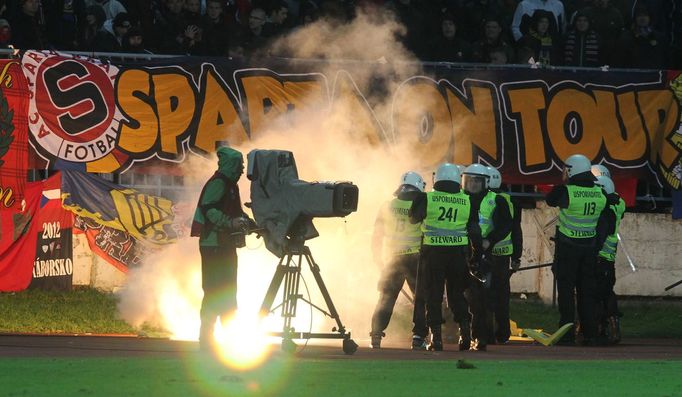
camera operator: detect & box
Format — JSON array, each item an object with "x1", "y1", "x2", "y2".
[
  {"x1": 191, "y1": 146, "x2": 255, "y2": 351},
  {"x1": 409, "y1": 163, "x2": 483, "y2": 351}
]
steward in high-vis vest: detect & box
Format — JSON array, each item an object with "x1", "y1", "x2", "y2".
[
  {"x1": 409, "y1": 163, "x2": 482, "y2": 352},
  {"x1": 485, "y1": 166, "x2": 522, "y2": 345},
  {"x1": 546, "y1": 154, "x2": 614, "y2": 346},
  {"x1": 594, "y1": 173, "x2": 625, "y2": 344},
  {"x1": 191, "y1": 146, "x2": 256, "y2": 352},
  {"x1": 462, "y1": 164, "x2": 512, "y2": 351},
  {"x1": 370, "y1": 171, "x2": 428, "y2": 350}
]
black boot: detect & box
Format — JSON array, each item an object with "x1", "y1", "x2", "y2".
[
  {"x1": 429, "y1": 328, "x2": 443, "y2": 351},
  {"x1": 370, "y1": 331, "x2": 384, "y2": 349},
  {"x1": 607, "y1": 316, "x2": 621, "y2": 345},
  {"x1": 458, "y1": 320, "x2": 471, "y2": 351}
]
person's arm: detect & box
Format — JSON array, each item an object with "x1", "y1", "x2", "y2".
[
  {"x1": 511, "y1": 198, "x2": 524, "y2": 262},
  {"x1": 467, "y1": 207, "x2": 483, "y2": 262},
  {"x1": 595, "y1": 206, "x2": 616, "y2": 252},
  {"x1": 201, "y1": 179, "x2": 231, "y2": 228},
  {"x1": 484, "y1": 196, "x2": 513, "y2": 249},
  {"x1": 545, "y1": 185, "x2": 569, "y2": 208},
  {"x1": 511, "y1": 2, "x2": 526, "y2": 42},
  {"x1": 409, "y1": 192, "x2": 427, "y2": 224}
]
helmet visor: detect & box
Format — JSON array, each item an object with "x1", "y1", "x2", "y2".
[{"x1": 463, "y1": 174, "x2": 486, "y2": 194}]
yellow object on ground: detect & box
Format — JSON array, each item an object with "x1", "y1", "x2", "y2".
[{"x1": 523, "y1": 323, "x2": 574, "y2": 346}]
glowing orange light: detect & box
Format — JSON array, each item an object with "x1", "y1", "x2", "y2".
[{"x1": 213, "y1": 312, "x2": 275, "y2": 371}]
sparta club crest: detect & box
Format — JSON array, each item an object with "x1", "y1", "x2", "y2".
[{"x1": 24, "y1": 51, "x2": 123, "y2": 163}]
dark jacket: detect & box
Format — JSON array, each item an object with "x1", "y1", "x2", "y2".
[
  {"x1": 615, "y1": 26, "x2": 668, "y2": 68},
  {"x1": 10, "y1": 10, "x2": 44, "y2": 50},
  {"x1": 428, "y1": 36, "x2": 473, "y2": 63}
]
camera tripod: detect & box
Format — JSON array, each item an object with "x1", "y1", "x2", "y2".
[{"x1": 259, "y1": 244, "x2": 358, "y2": 355}]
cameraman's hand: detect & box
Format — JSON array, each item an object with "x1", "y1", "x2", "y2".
[
  {"x1": 510, "y1": 259, "x2": 521, "y2": 273},
  {"x1": 230, "y1": 216, "x2": 249, "y2": 232}
]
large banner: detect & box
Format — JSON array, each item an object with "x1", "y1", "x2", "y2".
[
  {"x1": 0, "y1": 60, "x2": 28, "y2": 211},
  {"x1": 22, "y1": 51, "x2": 682, "y2": 189}
]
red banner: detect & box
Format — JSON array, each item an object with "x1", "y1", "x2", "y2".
[
  {"x1": 0, "y1": 60, "x2": 28, "y2": 211},
  {"x1": 0, "y1": 178, "x2": 42, "y2": 291}
]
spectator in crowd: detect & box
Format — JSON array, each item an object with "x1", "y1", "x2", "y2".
[
  {"x1": 262, "y1": 0, "x2": 289, "y2": 38},
  {"x1": 488, "y1": 46, "x2": 510, "y2": 63},
  {"x1": 233, "y1": 7, "x2": 268, "y2": 56},
  {"x1": 460, "y1": 0, "x2": 505, "y2": 42},
  {"x1": 427, "y1": 12, "x2": 472, "y2": 63},
  {"x1": 200, "y1": 0, "x2": 230, "y2": 56},
  {"x1": 10, "y1": 0, "x2": 44, "y2": 50},
  {"x1": 618, "y1": 0, "x2": 672, "y2": 36},
  {"x1": 93, "y1": 0, "x2": 125, "y2": 21},
  {"x1": 472, "y1": 15, "x2": 515, "y2": 63},
  {"x1": 153, "y1": 0, "x2": 188, "y2": 54},
  {"x1": 121, "y1": 25, "x2": 148, "y2": 53},
  {"x1": 562, "y1": 11, "x2": 601, "y2": 66},
  {"x1": 298, "y1": 0, "x2": 319, "y2": 25},
  {"x1": 511, "y1": 0, "x2": 565, "y2": 42},
  {"x1": 92, "y1": 11, "x2": 130, "y2": 52},
  {"x1": 183, "y1": 0, "x2": 202, "y2": 26},
  {"x1": 614, "y1": 5, "x2": 668, "y2": 68},
  {"x1": 0, "y1": 19, "x2": 11, "y2": 49},
  {"x1": 44, "y1": 0, "x2": 86, "y2": 50},
  {"x1": 79, "y1": 4, "x2": 106, "y2": 50},
  {"x1": 582, "y1": 0, "x2": 624, "y2": 65},
  {"x1": 518, "y1": 9, "x2": 560, "y2": 65}
]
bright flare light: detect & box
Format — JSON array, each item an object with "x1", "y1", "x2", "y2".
[{"x1": 213, "y1": 311, "x2": 275, "y2": 371}]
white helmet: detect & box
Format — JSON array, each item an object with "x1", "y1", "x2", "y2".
[
  {"x1": 595, "y1": 175, "x2": 615, "y2": 194},
  {"x1": 399, "y1": 171, "x2": 426, "y2": 192},
  {"x1": 462, "y1": 163, "x2": 490, "y2": 194},
  {"x1": 487, "y1": 166, "x2": 502, "y2": 189},
  {"x1": 591, "y1": 164, "x2": 611, "y2": 178},
  {"x1": 564, "y1": 154, "x2": 592, "y2": 178},
  {"x1": 434, "y1": 163, "x2": 461, "y2": 184}
]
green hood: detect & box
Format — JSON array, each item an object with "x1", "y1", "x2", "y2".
[{"x1": 216, "y1": 147, "x2": 244, "y2": 182}]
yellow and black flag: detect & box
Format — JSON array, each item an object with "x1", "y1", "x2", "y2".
[{"x1": 60, "y1": 170, "x2": 179, "y2": 245}]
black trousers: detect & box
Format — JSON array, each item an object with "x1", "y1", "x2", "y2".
[
  {"x1": 484, "y1": 255, "x2": 511, "y2": 343},
  {"x1": 595, "y1": 257, "x2": 619, "y2": 321},
  {"x1": 553, "y1": 239, "x2": 598, "y2": 341},
  {"x1": 370, "y1": 254, "x2": 426, "y2": 337},
  {"x1": 199, "y1": 245, "x2": 238, "y2": 345},
  {"x1": 420, "y1": 246, "x2": 482, "y2": 338}
]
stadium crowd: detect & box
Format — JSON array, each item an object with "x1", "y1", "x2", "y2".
[{"x1": 0, "y1": 0, "x2": 679, "y2": 68}]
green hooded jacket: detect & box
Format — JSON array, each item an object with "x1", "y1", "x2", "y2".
[{"x1": 193, "y1": 147, "x2": 245, "y2": 246}]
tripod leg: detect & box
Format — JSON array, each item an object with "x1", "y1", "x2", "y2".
[
  {"x1": 260, "y1": 255, "x2": 289, "y2": 316},
  {"x1": 304, "y1": 249, "x2": 347, "y2": 334}
]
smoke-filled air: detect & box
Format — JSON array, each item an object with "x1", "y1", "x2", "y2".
[{"x1": 117, "y1": 8, "x2": 439, "y2": 347}]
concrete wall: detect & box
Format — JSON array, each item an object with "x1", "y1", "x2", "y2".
[
  {"x1": 510, "y1": 207, "x2": 682, "y2": 303},
  {"x1": 72, "y1": 233, "x2": 126, "y2": 292}
]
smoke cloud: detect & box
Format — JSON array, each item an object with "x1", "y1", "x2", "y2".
[{"x1": 118, "y1": 8, "x2": 436, "y2": 346}]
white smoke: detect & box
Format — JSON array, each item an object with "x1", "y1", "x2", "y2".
[{"x1": 118, "y1": 8, "x2": 434, "y2": 346}]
